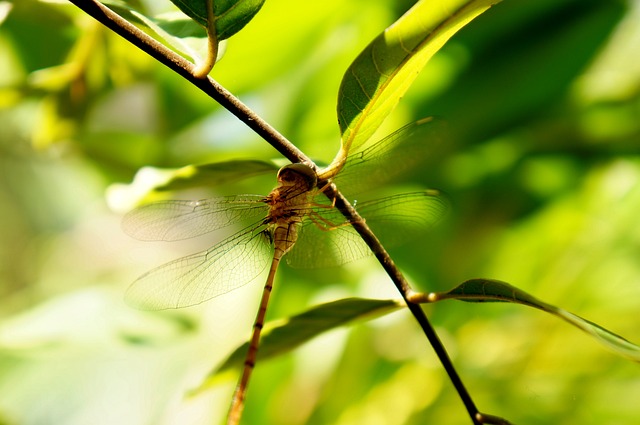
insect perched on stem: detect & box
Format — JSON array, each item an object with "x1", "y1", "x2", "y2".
[{"x1": 122, "y1": 118, "x2": 448, "y2": 424}]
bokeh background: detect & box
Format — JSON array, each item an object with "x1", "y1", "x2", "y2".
[{"x1": 1, "y1": 0, "x2": 639, "y2": 424}]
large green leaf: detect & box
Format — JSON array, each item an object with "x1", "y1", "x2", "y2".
[
  {"x1": 426, "y1": 279, "x2": 640, "y2": 362},
  {"x1": 170, "y1": 0, "x2": 265, "y2": 40},
  {"x1": 333, "y1": 0, "x2": 501, "y2": 171},
  {"x1": 195, "y1": 280, "x2": 640, "y2": 395},
  {"x1": 192, "y1": 298, "x2": 402, "y2": 392}
]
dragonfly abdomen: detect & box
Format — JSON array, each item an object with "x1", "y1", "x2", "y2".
[{"x1": 271, "y1": 218, "x2": 304, "y2": 259}]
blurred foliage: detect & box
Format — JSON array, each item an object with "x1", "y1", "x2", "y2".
[{"x1": 1, "y1": 0, "x2": 639, "y2": 424}]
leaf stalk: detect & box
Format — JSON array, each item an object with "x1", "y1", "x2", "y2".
[{"x1": 192, "y1": 0, "x2": 218, "y2": 78}]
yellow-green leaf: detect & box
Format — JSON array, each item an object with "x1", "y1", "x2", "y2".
[{"x1": 333, "y1": 0, "x2": 501, "y2": 172}]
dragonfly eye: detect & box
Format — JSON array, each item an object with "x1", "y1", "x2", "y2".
[{"x1": 277, "y1": 163, "x2": 318, "y2": 189}]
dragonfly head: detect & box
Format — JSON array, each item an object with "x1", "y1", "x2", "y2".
[{"x1": 277, "y1": 163, "x2": 317, "y2": 191}]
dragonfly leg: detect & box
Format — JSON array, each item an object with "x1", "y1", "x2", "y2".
[
  {"x1": 317, "y1": 180, "x2": 338, "y2": 207},
  {"x1": 307, "y1": 210, "x2": 365, "y2": 232}
]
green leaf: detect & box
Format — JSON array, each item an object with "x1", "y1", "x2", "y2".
[
  {"x1": 192, "y1": 298, "x2": 402, "y2": 392},
  {"x1": 108, "y1": 160, "x2": 278, "y2": 212},
  {"x1": 430, "y1": 279, "x2": 640, "y2": 362},
  {"x1": 335, "y1": 0, "x2": 501, "y2": 164},
  {"x1": 170, "y1": 0, "x2": 265, "y2": 40}
]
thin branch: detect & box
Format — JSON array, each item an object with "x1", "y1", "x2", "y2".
[
  {"x1": 67, "y1": 0, "x2": 309, "y2": 166},
  {"x1": 323, "y1": 184, "x2": 482, "y2": 425},
  {"x1": 69, "y1": 1, "x2": 483, "y2": 424}
]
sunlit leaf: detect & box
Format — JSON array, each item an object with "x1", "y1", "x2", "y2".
[
  {"x1": 333, "y1": 0, "x2": 501, "y2": 171},
  {"x1": 170, "y1": 0, "x2": 265, "y2": 40},
  {"x1": 428, "y1": 279, "x2": 640, "y2": 362},
  {"x1": 192, "y1": 298, "x2": 402, "y2": 392}
]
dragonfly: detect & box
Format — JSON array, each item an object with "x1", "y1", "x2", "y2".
[{"x1": 122, "y1": 117, "x2": 448, "y2": 425}]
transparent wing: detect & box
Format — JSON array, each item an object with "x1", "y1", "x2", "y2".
[
  {"x1": 358, "y1": 191, "x2": 448, "y2": 246},
  {"x1": 333, "y1": 117, "x2": 447, "y2": 195},
  {"x1": 286, "y1": 212, "x2": 370, "y2": 269},
  {"x1": 286, "y1": 191, "x2": 447, "y2": 269},
  {"x1": 122, "y1": 195, "x2": 268, "y2": 241},
  {"x1": 125, "y1": 223, "x2": 273, "y2": 310}
]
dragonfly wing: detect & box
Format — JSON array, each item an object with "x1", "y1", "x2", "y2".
[
  {"x1": 358, "y1": 191, "x2": 448, "y2": 248},
  {"x1": 286, "y1": 191, "x2": 447, "y2": 269},
  {"x1": 286, "y1": 213, "x2": 370, "y2": 269},
  {"x1": 333, "y1": 117, "x2": 447, "y2": 195},
  {"x1": 122, "y1": 195, "x2": 268, "y2": 241},
  {"x1": 125, "y1": 224, "x2": 273, "y2": 310}
]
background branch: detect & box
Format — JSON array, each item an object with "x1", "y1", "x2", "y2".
[{"x1": 67, "y1": 0, "x2": 308, "y2": 165}]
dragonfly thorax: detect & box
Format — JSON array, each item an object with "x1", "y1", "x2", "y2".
[
  {"x1": 264, "y1": 163, "x2": 318, "y2": 247},
  {"x1": 276, "y1": 163, "x2": 317, "y2": 192}
]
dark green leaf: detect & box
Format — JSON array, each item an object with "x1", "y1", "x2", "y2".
[
  {"x1": 170, "y1": 0, "x2": 265, "y2": 40},
  {"x1": 193, "y1": 298, "x2": 402, "y2": 392},
  {"x1": 430, "y1": 279, "x2": 640, "y2": 362}
]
